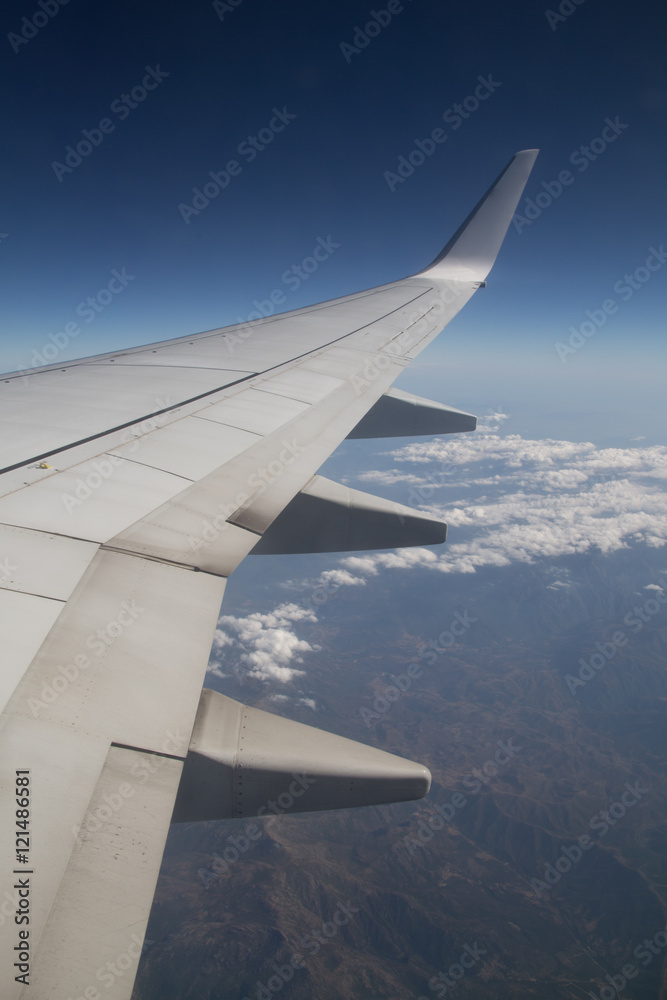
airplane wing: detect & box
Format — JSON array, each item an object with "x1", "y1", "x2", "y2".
[{"x1": 0, "y1": 149, "x2": 537, "y2": 999}]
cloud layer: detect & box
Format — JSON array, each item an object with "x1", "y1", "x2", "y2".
[
  {"x1": 208, "y1": 418, "x2": 667, "y2": 685},
  {"x1": 351, "y1": 416, "x2": 667, "y2": 574}
]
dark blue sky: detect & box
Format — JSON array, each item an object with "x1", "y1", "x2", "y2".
[{"x1": 1, "y1": 0, "x2": 665, "y2": 434}]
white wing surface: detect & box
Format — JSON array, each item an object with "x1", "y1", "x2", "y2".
[{"x1": 0, "y1": 149, "x2": 537, "y2": 999}]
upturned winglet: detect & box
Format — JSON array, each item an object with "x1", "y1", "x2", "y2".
[{"x1": 419, "y1": 148, "x2": 539, "y2": 282}]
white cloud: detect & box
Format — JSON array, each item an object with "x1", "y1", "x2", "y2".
[
  {"x1": 338, "y1": 555, "x2": 381, "y2": 577},
  {"x1": 206, "y1": 666, "x2": 229, "y2": 680},
  {"x1": 318, "y1": 568, "x2": 367, "y2": 587},
  {"x1": 209, "y1": 427, "x2": 667, "y2": 687},
  {"x1": 209, "y1": 602, "x2": 318, "y2": 684},
  {"x1": 346, "y1": 469, "x2": 425, "y2": 486},
  {"x1": 344, "y1": 429, "x2": 667, "y2": 577},
  {"x1": 212, "y1": 630, "x2": 235, "y2": 650}
]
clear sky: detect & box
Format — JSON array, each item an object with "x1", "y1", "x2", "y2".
[{"x1": 1, "y1": 0, "x2": 665, "y2": 440}]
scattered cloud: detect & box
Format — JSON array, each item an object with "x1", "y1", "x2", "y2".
[
  {"x1": 208, "y1": 424, "x2": 667, "y2": 688},
  {"x1": 209, "y1": 602, "x2": 318, "y2": 683},
  {"x1": 318, "y1": 568, "x2": 368, "y2": 587},
  {"x1": 348, "y1": 428, "x2": 667, "y2": 574},
  {"x1": 352, "y1": 469, "x2": 425, "y2": 486}
]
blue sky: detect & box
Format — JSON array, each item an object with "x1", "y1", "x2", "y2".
[{"x1": 1, "y1": 0, "x2": 665, "y2": 442}]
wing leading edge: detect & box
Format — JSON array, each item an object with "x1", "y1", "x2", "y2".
[{"x1": 0, "y1": 149, "x2": 538, "y2": 999}]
